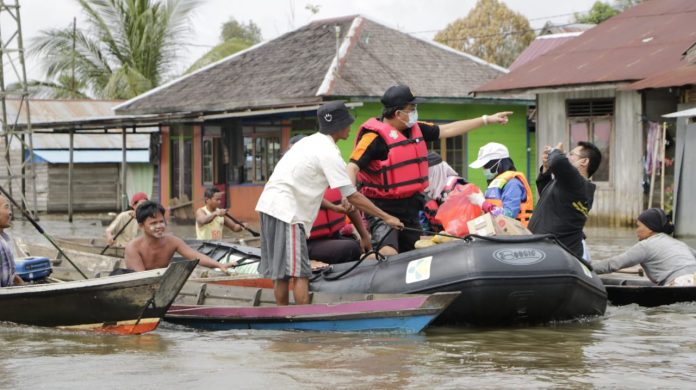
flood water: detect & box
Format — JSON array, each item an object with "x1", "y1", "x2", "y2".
[{"x1": 3, "y1": 218, "x2": 696, "y2": 389}]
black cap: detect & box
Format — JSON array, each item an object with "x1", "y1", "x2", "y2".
[
  {"x1": 380, "y1": 85, "x2": 425, "y2": 108},
  {"x1": 317, "y1": 101, "x2": 354, "y2": 134}
]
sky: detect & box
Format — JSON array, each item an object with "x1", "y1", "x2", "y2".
[{"x1": 1, "y1": 0, "x2": 599, "y2": 85}]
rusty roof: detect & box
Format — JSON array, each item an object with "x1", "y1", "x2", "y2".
[
  {"x1": 476, "y1": 0, "x2": 696, "y2": 93},
  {"x1": 508, "y1": 32, "x2": 582, "y2": 72},
  {"x1": 622, "y1": 63, "x2": 696, "y2": 90}
]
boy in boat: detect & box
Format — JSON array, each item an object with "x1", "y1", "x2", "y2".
[
  {"x1": 0, "y1": 195, "x2": 22, "y2": 287},
  {"x1": 125, "y1": 201, "x2": 230, "y2": 272},
  {"x1": 105, "y1": 192, "x2": 149, "y2": 247},
  {"x1": 195, "y1": 187, "x2": 246, "y2": 240}
]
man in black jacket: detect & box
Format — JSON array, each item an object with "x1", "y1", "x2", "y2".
[{"x1": 528, "y1": 141, "x2": 602, "y2": 258}]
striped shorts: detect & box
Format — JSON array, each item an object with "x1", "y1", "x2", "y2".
[{"x1": 258, "y1": 213, "x2": 311, "y2": 280}]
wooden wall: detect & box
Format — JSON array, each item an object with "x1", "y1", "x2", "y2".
[
  {"x1": 537, "y1": 88, "x2": 643, "y2": 226},
  {"x1": 47, "y1": 164, "x2": 120, "y2": 212}
]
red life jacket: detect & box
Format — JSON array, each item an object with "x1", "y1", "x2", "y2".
[
  {"x1": 355, "y1": 118, "x2": 429, "y2": 199},
  {"x1": 309, "y1": 188, "x2": 346, "y2": 239}
]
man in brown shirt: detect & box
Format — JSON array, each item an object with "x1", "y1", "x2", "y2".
[{"x1": 125, "y1": 201, "x2": 230, "y2": 272}]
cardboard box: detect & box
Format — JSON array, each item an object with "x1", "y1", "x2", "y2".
[{"x1": 466, "y1": 214, "x2": 532, "y2": 237}]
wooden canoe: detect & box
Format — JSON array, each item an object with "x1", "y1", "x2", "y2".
[
  {"x1": 602, "y1": 274, "x2": 696, "y2": 307},
  {"x1": 0, "y1": 260, "x2": 197, "y2": 334},
  {"x1": 166, "y1": 282, "x2": 459, "y2": 333}
]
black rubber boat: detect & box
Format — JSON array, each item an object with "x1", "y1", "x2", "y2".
[
  {"x1": 601, "y1": 275, "x2": 696, "y2": 307},
  {"x1": 194, "y1": 236, "x2": 607, "y2": 326}
]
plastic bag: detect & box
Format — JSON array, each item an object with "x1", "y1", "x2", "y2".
[{"x1": 432, "y1": 183, "x2": 483, "y2": 236}]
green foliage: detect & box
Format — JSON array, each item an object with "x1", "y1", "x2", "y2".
[
  {"x1": 220, "y1": 18, "x2": 262, "y2": 44},
  {"x1": 29, "y1": 0, "x2": 200, "y2": 99},
  {"x1": 185, "y1": 38, "x2": 252, "y2": 74},
  {"x1": 434, "y1": 0, "x2": 535, "y2": 68},
  {"x1": 574, "y1": 1, "x2": 620, "y2": 24}
]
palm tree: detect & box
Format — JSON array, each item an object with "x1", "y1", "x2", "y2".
[{"x1": 29, "y1": 0, "x2": 200, "y2": 99}]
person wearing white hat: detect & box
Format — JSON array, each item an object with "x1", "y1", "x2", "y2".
[{"x1": 468, "y1": 142, "x2": 534, "y2": 226}]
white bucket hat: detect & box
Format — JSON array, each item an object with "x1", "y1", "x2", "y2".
[{"x1": 469, "y1": 142, "x2": 510, "y2": 168}]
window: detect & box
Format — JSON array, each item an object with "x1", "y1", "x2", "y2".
[
  {"x1": 567, "y1": 99, "x2": 614, "y2": 182},
  {"x1": 426, "y1": 121, "x2": 467, "y2": 175},
  {"x1": 202, "y1": 138, "x2": 214, "y2": 184},
  {"x1": 242, "y1": 125, "x2": 281, "y2": 183},
  {"x1": 170, "y1": 126, "x2": 192, "y2": 199}
]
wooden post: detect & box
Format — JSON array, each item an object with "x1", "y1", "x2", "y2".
[
  {"x1": 68, "y1": 129, "x2": 74, "y2": 222},
  {"x1": 648, "y1": 124, "x2": 660, "y2": 208},
  {"x1": 121, "y1": 126, "x2": 128, "y2": 211},
  {"x1": 660, "y1": 122, "x2": 667, "y2": 210}
]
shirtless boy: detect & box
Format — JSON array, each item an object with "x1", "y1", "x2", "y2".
[{"x1": 125, "y1": 201, "x2": 230, "y2": 272}]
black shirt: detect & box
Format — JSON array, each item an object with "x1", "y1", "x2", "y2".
[{"x1": 528, "y1": 150, "x2": 596, "y2": 258}]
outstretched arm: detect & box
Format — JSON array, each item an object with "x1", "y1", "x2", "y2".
[
  {"x1": 174, "y1": 237, "x2": 230, "y2": 271},
  {"x1": 439, "y1": 112, "x2": 512, "y2": 139}
]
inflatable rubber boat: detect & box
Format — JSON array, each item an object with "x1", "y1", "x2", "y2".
[{"x1": 195, "y1": 235, "x2": 607, "y2": 326}]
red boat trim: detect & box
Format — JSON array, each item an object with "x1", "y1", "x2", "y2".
[{"x1": 57, "y1": 318, "x2": 161, "y2": 335}]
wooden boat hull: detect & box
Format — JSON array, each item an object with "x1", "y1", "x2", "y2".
[
  {"x1": 0, "y1": 260, "x2": 196, "y2": 334},
  {"x1": 166, "y1": 282, "x2": 458, "y2": 333},
  {"x1": 602, "y1": 275, "x2": 696, "y2": 307},
  {"x1": 54, "y1": 236, "x2": 125, "y2": 258}
]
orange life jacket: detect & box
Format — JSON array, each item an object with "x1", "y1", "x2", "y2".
[
  {"x1": 355, "y1": 118, "x2": 429, "y2": 199},
  {"x1": 309, "y1": 188, "x2": 346, "y2": 239},
  {"x1": 484, "y1": 171, "x2": 534, "y2": 227}
]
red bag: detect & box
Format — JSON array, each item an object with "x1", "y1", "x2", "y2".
[{"x1": 432, "y1": 183, "x2": 482, "y2": 236}]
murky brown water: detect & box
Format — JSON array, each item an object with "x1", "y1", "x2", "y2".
[{"x1": 3, "y1": 218, "x2": 696, "y2": 389}]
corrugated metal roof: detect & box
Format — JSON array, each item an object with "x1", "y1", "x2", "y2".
[
  {"x1": 32, "y1": 150, "x2": 150, "y2": 164},
  {"x1": 508, "y1": 33, "x2": 582, "y2": 72},
  {"x1": 663, "y1": 107, "x2": 696, "y2": 118},
  {"x1": 622, "y1": 63, "x2": 696, "y2": 90},
  {"x1": 2, "y1": 99, "x2": 121, "y2": 124},
  {"x1": 476, "y1": 0, "x2": 696, "y2": 93},
  {"x1": 32, "y1": 133, "x2": 151, "y2": 149}
]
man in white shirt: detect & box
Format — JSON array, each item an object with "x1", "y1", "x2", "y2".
[{"x1": 256, "y1": 101, "x2": 404, "y2": 305}]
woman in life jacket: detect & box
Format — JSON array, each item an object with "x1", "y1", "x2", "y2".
[
  {"x1": 468, "y1": 142, "x2": 534, "y2": 226},
  {"x1": 421, "y1": 152, "x2": 466, "y2": 231}
]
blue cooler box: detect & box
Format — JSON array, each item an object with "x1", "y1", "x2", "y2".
[{"x1": 15, "y1": 256, "x2": 53, "y2": 282}]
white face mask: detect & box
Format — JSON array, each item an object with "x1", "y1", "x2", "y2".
[
  {"x1": 482, "y1": 160, "x2": 501, "y2": 180},
  {"x1": 399, "y1": 109, "x2": 418, "y2": 127}
]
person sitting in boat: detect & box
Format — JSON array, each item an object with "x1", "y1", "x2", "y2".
[
  {"x1": 125, "y1": 201, "x2": 230, "y2": 272},
  {"x1": 467, "y1": 142, "x2": 533, "y2": 227},
  {"x1": 0, "y1": 195, "x2": 22, "y2": 287},
  {"x1": 104, "y1": 192, "x2": 149, "y2": 247},
  {"x1": 421, "y1": 152, "x2": 466, "y2": 232},
  {"x1": 593, "y1": 208, "x2": 696, "y2": 286},
  {"x1": 195, "y1": 187, "x2": 246, "y2": 240}
]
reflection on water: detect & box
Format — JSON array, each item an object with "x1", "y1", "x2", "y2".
[{"x1": 4, "y1": 220, "x2": 696, "y2": 388}]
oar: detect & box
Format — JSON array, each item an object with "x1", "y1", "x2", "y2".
[
  {"x1": 0, "y1": 185, "x2": 88, "y2": 279},
  {"x1": 100, "y1": 215, "x2": 134, "y2": 255},
  {"x1": 224, "y1": 212, "x2": 260, "y2": 237}
]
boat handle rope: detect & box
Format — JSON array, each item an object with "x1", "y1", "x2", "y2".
[{"x1": 312, "y1": 228, "x2": 393, "y2": 282}]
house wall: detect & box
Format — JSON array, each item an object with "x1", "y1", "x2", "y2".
[
  {"x1": 537, "y1": 88, "x2": 643, "y2": 226},
  {"x1": 159, "y1": 126, "x2": 171, "y2": 210},
  {"x1": 674, "y1": 104, "x2": 696, "y2": 237}
]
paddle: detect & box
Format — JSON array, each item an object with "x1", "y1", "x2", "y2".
[
  {"x1": 100, "y1": 215, "x2": 134, "y2": 255},
  {"x1": 0, "y1": 185, "x2": 88, "y2": 279},
  {"x1": 224, "y1": 212, "x2": 260, "y2": 237}
]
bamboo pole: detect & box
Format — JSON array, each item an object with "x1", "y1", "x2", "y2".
[
  {"x1": 648, "y1": 124, "x2": 660, "y2": 208},
  {"x1": 660, "y1": 122, "x2": 667, "y2": 210},
  {"x1": 68, "y1": 129, "x2": 74, "y2": 222}
]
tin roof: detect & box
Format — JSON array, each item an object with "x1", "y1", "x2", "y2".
[
  {"x1": 32, "y1": 150, "x2": 150, "y2": 164},
  {"x1": 475, "y1": 0, "x2": 696, "y2": 93},
  {"x1": 508, "y1": 32, "x2": 583, "y2": 72}
]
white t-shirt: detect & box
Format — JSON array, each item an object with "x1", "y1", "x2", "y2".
[{"x1": 255, "y1": 132, "x2": 352, "y2": 233}]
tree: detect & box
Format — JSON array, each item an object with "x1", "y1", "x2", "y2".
[
  {"x1": 574, "y1": 1, "x2": 620, "y2": 24},
  {"x1": 434, "y1": 0, "x2": 535, "y2": 68},
  {"x1": 220, "y1": 18, "x2": 262, "y2": 44},
  {"x1": 29, "y1": 0, "x2": 200, "y2": 99},
  {"x1": 186, "y1": 17, "x2": 263, "y2": 74}
]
